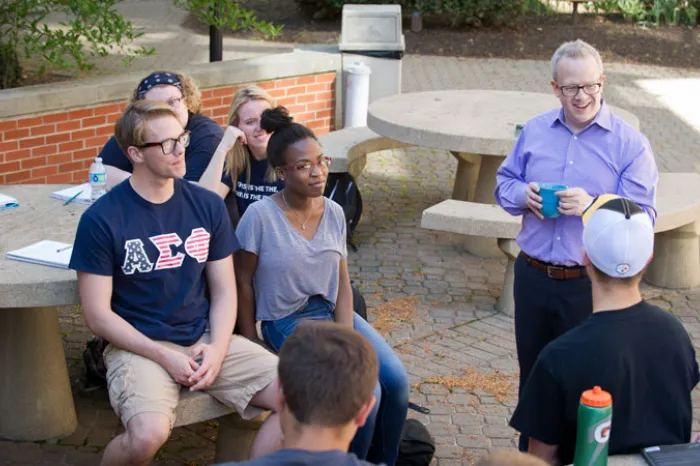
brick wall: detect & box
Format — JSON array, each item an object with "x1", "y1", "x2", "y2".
[{"x1": 0, "y1": 72, "x2": 336, "y2": 185}]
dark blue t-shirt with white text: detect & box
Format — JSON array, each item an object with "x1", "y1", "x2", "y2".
[
  {"x1": 222, "y1": 151, "x2": 285, "y2": 216},
  {"x1": 99, "y1": 112, "x2": 223, "y2": 182},
  {"x1": 69, "y1": 179, "x2": 239, "y2": 346}
]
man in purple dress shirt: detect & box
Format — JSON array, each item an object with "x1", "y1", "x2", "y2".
[{"x1": 494, "y1": 39, "x2": 658, "y2": 452}]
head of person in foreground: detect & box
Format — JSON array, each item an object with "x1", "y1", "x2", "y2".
[
  {"x1": 277, "y1": 321, "x2": 378, "y2": 448},
  {"x1": 476, "y1": 450, "x2": 549, "y2": 466}
]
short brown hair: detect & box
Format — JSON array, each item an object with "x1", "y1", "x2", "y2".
[
  {"x1": 130, "y1": 70, "x2": 202, "y2": 114},
  {"x1": 278, "y1": 321, "x2": 378, "y2": 426},
  {"x1": 114, "y1": 100, "x2": 179, "y2": 153},
  {"x1": 476, "y1": 451, "x2": 548, "y2": 466}
]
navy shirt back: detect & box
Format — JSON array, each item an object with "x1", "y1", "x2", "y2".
[
  {"x1": 69, "y1": 179, "x2": 239, "y2": 346},
  {"x1": 222, "y1": 150, "x2": 284, "y2": 216},
  {"x1": 99, "y1": 113, "x2": 223, "y2": 182}
]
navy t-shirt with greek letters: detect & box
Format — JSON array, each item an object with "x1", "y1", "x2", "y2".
[{"x1": 69, "y1": 178, "x2": 239, "y2": 346}]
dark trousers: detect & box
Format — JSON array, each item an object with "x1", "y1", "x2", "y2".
[{"x1": 514, "y1": 253, "x2": 592, "y2": 452}]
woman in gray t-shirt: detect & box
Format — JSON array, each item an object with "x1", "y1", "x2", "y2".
[{"x1": 235, "y1": 106, "x2": 409, "y2": 466}]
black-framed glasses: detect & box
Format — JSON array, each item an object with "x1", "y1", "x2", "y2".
[
  {"x1": 165, "y1": 96, "x2": 184, "y2": 108},
  {"x1": 281, "y1": 156, "x2": 332, "y2": 174},
  {"x1": 136, "y1": 130, "x2": 190, "y2": 155},
  {"x1": 556, "y1": 82, "x2": 602, "y2": 97}
]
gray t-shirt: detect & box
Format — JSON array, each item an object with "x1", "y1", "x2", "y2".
[
  {"x1": 219, "y1": 448, "x2": 379, "y2": 466},
  {"x1": 236, "y1": 196, "x2": 347, "y2": 322}
]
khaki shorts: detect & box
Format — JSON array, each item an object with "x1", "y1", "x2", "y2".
[{"x1": 103, "y1": 333, "x2": 278, "y2": 427}]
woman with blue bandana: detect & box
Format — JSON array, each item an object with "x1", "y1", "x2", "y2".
[{"x1": 99, "y1": 71, "x2": 224, "y2": 190}]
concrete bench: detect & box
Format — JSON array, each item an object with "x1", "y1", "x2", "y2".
[
  {"x1": 421, "y1": 172, "x2": 700, "y2": 316},
  {"x1": 173, "y1": 390, "x2": 268, "y2": 462},
  {"x1": 319, "y1": 126, "x2": 410, "y2": 179}
]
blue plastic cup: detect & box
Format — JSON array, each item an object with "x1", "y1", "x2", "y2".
[{"x1": 538, "y1": 183, "x2": 567, "y2": 219}]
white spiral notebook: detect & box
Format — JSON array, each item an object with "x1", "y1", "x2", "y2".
[
  {"x1": 51, "y1": 183, "x2": 92, "y2": 205},
  {"x1": 6, "y1": 240, "x2": 74, "y2": 269}
]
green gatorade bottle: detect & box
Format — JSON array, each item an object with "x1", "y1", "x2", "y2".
[{"x1": 573, "y1": 386, "x2": 612, "y2": 466}]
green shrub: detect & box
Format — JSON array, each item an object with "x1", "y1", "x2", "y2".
[{"x1": 592, "y1": 0, "x2": 698, "y2": 25}]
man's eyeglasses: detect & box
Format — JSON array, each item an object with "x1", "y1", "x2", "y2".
[
  {"x1": 282, "y1": 156, "x2": 332, "y2": 174},
  {"x1": 165, "y1": 96, "x2": 184, "y2": 108},
  {"x1": 556, "y1": 83, "x2": 602, "y2": 97},
  {"x1": 136, "y1": 131, "x2": 190, "y2": 155}
]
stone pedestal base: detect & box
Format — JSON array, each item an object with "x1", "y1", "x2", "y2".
[
  {"x1": 214, "y1": 412, "x2": 269, "y2": 462},
  {"x1": 0, "y1": 307, "x2": 77, "y2": 441},
  {"x1": 645, "y1": 221, "x2": 700, "y2": 289},
  {"x1": 496, "y1": 239, "x2": 520, "y2": 317}
]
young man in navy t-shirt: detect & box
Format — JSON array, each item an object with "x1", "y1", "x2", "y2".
[{"x1": 70, "y1": 101, "x2": 281, "y2": 466}]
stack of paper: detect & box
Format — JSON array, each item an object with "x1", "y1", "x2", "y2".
[
  {"x1": 51, "y1": 183, "x2": 92, "y2": 205},
  {"x1": 6, "y1": 240, "x2": 73, "y2": 269},
  {"x1": 0, "y1": 193, "x2": 19, "y2": 211}
]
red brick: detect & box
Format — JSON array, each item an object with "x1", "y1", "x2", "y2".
[
  {"x1": 4, "y1": 149, "x2": 30, "y2": 162},
  {"x1": 0, "y1": 161, "x2": 21, "y2": 173},
  {"x1": 96, "y1": 124, "x2": 115, "y2": 137},
  {"x1": 202, "y1": 97, "x2": 223, "y2": 108},
  {"x1": 212, "y1": 87, "x2": 235, "y2": 98},
  {"x1": 21, "y1": 156, "x2": 47, "y2": 169},
  {"x1": 316, "y1": 91, "x2": 334, "y2": 101},
  {"x1": 73, "y1": 147, "x2": 99, "y2": 160},
  {"x1": 46, "y1": 132, "x2": 71, "y2": 144},
  {"x1": 0, "y1": 120, "x2": 17, "y2": 132},
  {"x1": 31, "y1": 144, "x2": 59, "y2": 157},
  {"x1": 48, "y1": 153, "x2": 73, "y2": 165},
  {"x1": 24, "y1": 177, "x2": 47, "y2": 184},
  {"x1": 213, "y1": 115, "x2": 227, "y2": 126},
  {"x1": 107, "y1": 113, "x2": 121, "y2": 124},
  {"x1": 30, "y1": 124, "x2": 56, "y2": 136},
  {"x1": 295, "y1": 111, "x2": 316, "y2": 123},
  {"x1": 0, "y1": 140, "x2": 18, "y2": 152},
  {"x1": 32, "y1": 165, "x2": 58, "y2": 177},
  {"x1": 315, "y1": 125, "x2": 331, "y2": 136},
  {"x1": 19, "y1": 136, "x2": 45, "y2": 148},
  {"x1": 258, "y1": 81, "x2": 276, "y2": 91},
  {"x1": 277, "y1": 97, "x2": 297, "y2": 107},
  {"x1": 59, "y1": 141, "x2": 84, "y2": 153},
  {"x1": 17, "y1": 116, "x2": 43, "y2": 128},
  {"x1": 85, "y1": 136, "x2": 110, "y2": 148},
  {"x1": 308, "y1": 83, "x2": 332, "y2": 93},
  {"x1": 275, "y1": 78, "x2": 297, "y2": 89},
  {"x1": 4, "y1": 128, "x2": 30, "y2": 140},
  {"x1": 6, "y1": 170, "x2": 32, "y2": 184},
  {"x1": 59, "y1": 161, "x2": 84, "y2": 173},
  {"x1": 0, "y1": 175, "x2": 4, "y2": 184},
  {"x1": 317, "y1": 73, "x2": 337, "y2": 83},
  {"x1": 286, "y1": 104, "x2": 306, "y2": 115},
  {"x1": 297, "y1": 75, "x2": 317, "y2": 85},
  {"x1": 297, "y1": 93, "x2": 317, "y2": 104},
  {"x1": 68, "y1": 108, "x2": 94, "y2": 120},
  {"x1": 43, "y1": 112, "x2": 69, "y2": 124},
  {"x1": 200, "y1": 89, "x2": 215, "y2": 100},
  {"x1": 82, "y1": 115, "x2": 107, "y2": 127},
  {"x1": 268, "y1": 89, "x2": 286, "y2": 99},
  {"x1": 201, "y1": 109, "x2": 214, "y2": 118},
  {"x1": 57, "y1": 120, "x2": 81, "y2": 132},
  {"x1": 94, "y1": 104, "x2": 122, "y2": 116},
  {"x1": 212, "y1": 106, "x2": 229, "y2": 117},
  {"x1": 315, "y1": 109, "x2": 333, "y2": 120},
  {"x1": 72, "y1": 170, "x2": 90, "y2": 183},
  {"x1": 47, "y1": 173, "x2": 74, "y2": 184},
  {"x1": 286, "y1": 86, "x2": 306, "y2": 96},
  {"x1": 307, "y1": 101, "x2": 330, "y2": 111},
  {"x1": 71, "y1": 128, "x2": 96, "y2": 141}
]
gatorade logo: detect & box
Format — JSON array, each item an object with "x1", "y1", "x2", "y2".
[{"x1": 594, "y1": 420, "x2": 611, "y2": 444}]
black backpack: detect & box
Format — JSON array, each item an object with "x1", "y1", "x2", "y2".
[
  {"x1": 83, "y1": 336, "x2": 109, "y2": 390},
  {"x1": 324, "y1": 172, "x2": 363, "y2": 251},
  {"x1": 395, "y1": 419, "x2": 436, "y2": 466}
]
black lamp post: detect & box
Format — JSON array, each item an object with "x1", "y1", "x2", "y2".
[{"x1": 209, "y1": 7, "x2": 223, "y2": 62}]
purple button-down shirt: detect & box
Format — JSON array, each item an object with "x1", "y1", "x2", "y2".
[{"x1": 494, "y1": 101, "x2": 658, "y2": 266}]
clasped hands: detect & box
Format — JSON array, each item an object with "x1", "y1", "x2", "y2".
[
  {"x1": 161, "y1": 343, "x2": 226, "y2": 391},
  {"x1": 525, "y1": 182, "x2": 592, "y2": 220}
]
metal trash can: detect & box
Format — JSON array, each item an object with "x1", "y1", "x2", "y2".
[{"x1": 339, "y1": 4, "x2": 405, "y2": 122}]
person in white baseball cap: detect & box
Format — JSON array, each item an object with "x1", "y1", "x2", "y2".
[{"x1": 510, "y1": 197, "x2": 698, "y2": 466}]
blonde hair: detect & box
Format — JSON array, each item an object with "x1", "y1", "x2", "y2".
[
  {"x1": 114, "y1": 101, "x2": 179, "y2": 155},
  {"x1": 130, "y1": 70, "x2": 202, "y2": 114},
  {"x1": 476, "y1": 451, "x2": 549, "y2": 466},
  {"x1": 224, "y1": 85, "x2": 275, "y2": 184},
  {"x1": 551, "y1": 39, "x2": 604, "y2": 82}
]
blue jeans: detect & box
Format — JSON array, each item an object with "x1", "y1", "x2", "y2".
[{"x1": 261, "y1": 295, "x2": 409, "y2": 466}]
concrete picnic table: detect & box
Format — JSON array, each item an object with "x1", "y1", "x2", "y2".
[
  {"x1": 367, "y1": 90, "x2": 640, "y2": 255},
  {"x1": 0, "y1": 184, "x2": 85, "y2": 441}
]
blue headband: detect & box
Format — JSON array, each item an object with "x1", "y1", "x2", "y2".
[{"x1": 136, "y1": 72, "x2": 183, "y2": 99}]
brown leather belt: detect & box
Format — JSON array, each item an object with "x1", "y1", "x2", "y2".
[{"x1": 522, "y1": 252, "x2": 587, "y2": 280}]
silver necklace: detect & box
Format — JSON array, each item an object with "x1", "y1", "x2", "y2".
[{"x1": 281, "y1": 191, "x2": 314, "y2": 231}]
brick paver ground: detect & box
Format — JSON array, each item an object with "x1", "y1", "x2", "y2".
[{"x1": 4, "y1": 3, "x2": 700, "y2": 464}]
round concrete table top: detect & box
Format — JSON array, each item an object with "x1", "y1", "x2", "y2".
[
  {"x1": 367, "y1": 90, "x2": 640, "y2": 156},
  {"x1": 0, "y1": 184, "x2": 86, "y2": 308}
]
